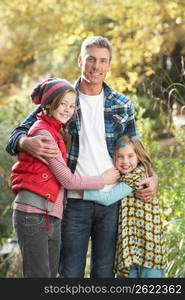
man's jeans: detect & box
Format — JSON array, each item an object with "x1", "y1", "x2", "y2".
[
  {"x1": 59, "y1": 199, "x2": 119, "y2": 278},
  {"x1": 13, "y1": 210, "x2": 61, "y2": 278}
]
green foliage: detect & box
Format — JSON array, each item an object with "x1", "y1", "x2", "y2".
[
  {"x1": 143, "y1": 134, "x2": 185, "y2": 278},
  {"x1": 0, "y1": 93, "x2": 35, "y2": 241},
  {"x1": 164, "y1": 218, "x2": 185, "y2": 278}
]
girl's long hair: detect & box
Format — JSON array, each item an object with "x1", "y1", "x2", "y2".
[{"x1": 114, "y1": 135, "x2": 153, "y2": 176}]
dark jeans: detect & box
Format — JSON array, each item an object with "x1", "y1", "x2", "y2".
[
  {"x1": 59, "y1": 199, "x2": 119, "y2": 278},
  {"x1": 13, "y1": 210, "x2": 61, "y2": 278}
]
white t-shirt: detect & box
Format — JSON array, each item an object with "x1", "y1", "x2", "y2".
[{"x1": 68, "y1": 90, "x2": 115, "y2": 199}]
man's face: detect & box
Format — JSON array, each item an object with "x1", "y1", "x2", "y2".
[{"x1": 78, "y1": 46, "x2": 111, "y2": 85}]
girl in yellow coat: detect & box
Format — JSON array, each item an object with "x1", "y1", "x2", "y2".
[{"x1": 84, "y1": 135, "x2": 166, "y2": 278}]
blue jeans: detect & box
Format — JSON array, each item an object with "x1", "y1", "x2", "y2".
[
  {"x1": 59, "y1": 199, "x2": 119, "y2": 278},
  {"x1": 13, "y1": 210, "x2": 61, "y2": 278},
  {"x1": 117, "y1": 265, "x2": 164, "y2": 278},
  {"x1": 129, "y1": 265, "x2": 165, "y2": 278}
]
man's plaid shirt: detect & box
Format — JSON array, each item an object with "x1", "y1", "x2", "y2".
[{"x1": 6, "y1": 78, "x2": 137, "y2": 173}]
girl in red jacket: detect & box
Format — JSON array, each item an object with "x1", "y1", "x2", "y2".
[{"x1": 11, "y1": 78, "x2": 119, "y2": 278}]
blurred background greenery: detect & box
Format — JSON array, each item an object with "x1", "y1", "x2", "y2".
[{"x1": 0, "y1": 0, "x2": 185, "y2": 278}]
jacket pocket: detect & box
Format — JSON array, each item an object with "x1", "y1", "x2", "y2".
[{"x1": 32, "y1": 173, "x2": 53, "y2": 183}]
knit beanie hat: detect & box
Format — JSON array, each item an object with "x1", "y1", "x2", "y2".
[{"x1": 30, "y1": 78, "x2": 76, "y2": 107}]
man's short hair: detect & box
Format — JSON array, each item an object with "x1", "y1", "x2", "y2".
[{"x1": 80, "y1": 36, "x2": 113, "y2": 61}]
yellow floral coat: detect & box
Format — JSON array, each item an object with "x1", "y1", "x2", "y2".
[{"x1": 114, "y1": 164, "x2": 166, "y2": 277}]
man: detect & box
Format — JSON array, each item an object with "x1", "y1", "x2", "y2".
[{"x1": 6, "y1": 36, "x2": 158, "y2": 278}]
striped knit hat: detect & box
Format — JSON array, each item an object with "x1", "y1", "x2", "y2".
[{"x1": 30, "y1": 78, "x2": 76, "y2": 107}]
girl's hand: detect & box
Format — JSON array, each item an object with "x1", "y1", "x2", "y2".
[{"x1": 101, "y1": 168, "x2": 120, "y2": 185}]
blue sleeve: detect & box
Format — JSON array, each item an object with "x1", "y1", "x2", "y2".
[
  {"x1": 83, "y1": 182, "x2": 133, "y2": 206},
  {"x1": 5, "y1": 106, "x2": 41, "y2": 155},
  {"x1": 124, "y1": 102, "x2": 137, "y2": 137}
]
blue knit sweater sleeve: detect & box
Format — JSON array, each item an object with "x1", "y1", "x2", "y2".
[
  {"x1": 5, "y1": 106, "x2": 41, "y2": 155},
  {"x1": 83, "y1": 182, "x2": 133, "y2": 206}
]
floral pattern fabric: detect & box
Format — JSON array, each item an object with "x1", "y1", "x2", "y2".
[{"x1": 114, "y1": 164, "x2": 166, "y2": 277}]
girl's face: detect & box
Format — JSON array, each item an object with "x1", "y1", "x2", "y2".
[
  {"x1": 52, "y1": 92, "x2": 76, "y2": 124},
  {"x1": 115, "y1": 144, "x2": 138, "y2": 174}
]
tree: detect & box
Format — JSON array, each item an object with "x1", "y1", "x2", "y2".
[{"x1": 1, "y1": 0, "x2": 185, "y2": 98}]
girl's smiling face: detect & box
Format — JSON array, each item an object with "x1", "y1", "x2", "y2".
[
  {"x1": 51, "y1": 91, "x2": 76, "y2": 124},
  {"x1": 115, "y1": 144, "x2": 138, "y2": 174}
]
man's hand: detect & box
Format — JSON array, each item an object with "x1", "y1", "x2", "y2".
[
  {"x1": 18, "y1": 135, "x2": 59, "y2": 164},
  {"x1": 134, "y1": 173, "x2": 158, "y2": 202}
]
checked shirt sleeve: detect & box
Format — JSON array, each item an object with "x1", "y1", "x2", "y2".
[
  {"x1": 124, "y1": 101, "x2": 137, "y2": 137},
  {"x1": 5, "y1": 106, "x2": 41, "y2": 155}
]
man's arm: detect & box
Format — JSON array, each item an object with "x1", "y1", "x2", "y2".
[
  {"x1": 134, "y1": 170, "x2": 158, "y2": 202},
  {"x1": 6, "y1": 105, "x2": 59, "y2": 163},
  {"x1": 6, "y1": 106, "x2": 41, "y2": 155},
  {"x1": 123, "y1": 101, "x2": 137, "y2": 137}
]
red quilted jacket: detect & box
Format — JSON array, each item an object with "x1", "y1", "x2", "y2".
[{"x1": 11, "y1": 112, "x2": 67, "y2": 203}]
